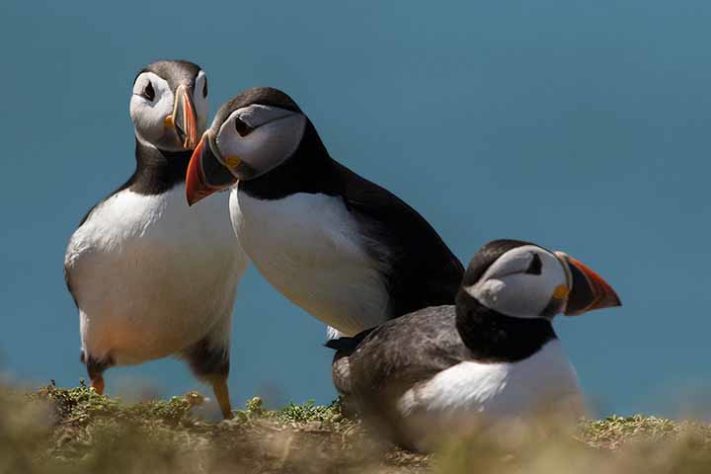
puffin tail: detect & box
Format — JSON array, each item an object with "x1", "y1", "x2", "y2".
[
  {"x1": 324, "y1": 328, "x2": 374, "y2": 353},
  {"x1": 324, "y1": 336, "x2": 359, "y2": 352}
]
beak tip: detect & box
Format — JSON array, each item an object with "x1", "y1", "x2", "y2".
[
  {"x1": 184, "y1": 136, "x2": 217, "y2": 206},
  {"x1": 598, "y1": 279, "x2": 622, "y2": 311},
  {"x1": 563, "y1": 255, "x2": 622, "y2": 316},
  {"x1": 609, "y1": 293, "x2": 623, "y2": 308},
  {"x1": 185, "y1": 170, "x2": 202, "y2": 206}
]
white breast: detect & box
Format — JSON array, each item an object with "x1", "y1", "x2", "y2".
[
  {"x1": 65, "y1": 186, "x2": 247, "y2": 365},
  {"x1": 396, "y1": 340, "x2": 585, "y2": 450},
  {"x1": 230, "y1": 189, "x2": 390, "y2": 336}
]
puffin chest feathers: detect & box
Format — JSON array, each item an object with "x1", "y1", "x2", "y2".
[
  {"x1": 232, "y1": 190, "x2": 391, "y2": 336},
  {"x1": 389, "y1": 339, "x2": 584, "y2": 451},
  {"x1": 68, "y1": 186, "x2": 242, "y2": 364},
  {"x1": 397, "y1": 339, "x2": 583, "y2": 419}
]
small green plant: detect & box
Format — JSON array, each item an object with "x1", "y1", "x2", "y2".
[
  {"x1": 277, "y1": 398, "x2": 344, "y2": 424},
  {"x1": 0, "y1": 384, "x2": 710, "y2": 473}
]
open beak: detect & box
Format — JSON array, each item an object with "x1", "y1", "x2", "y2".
[
  {"x1": 171, "y1": 84, "x2": 199, "y2": 149},
  {"x1": 555, "y1": 252, "x2": 622, "y2": 316},
  {"x1": 185, "y1": 133, "x2": 238, "y2": 206}
]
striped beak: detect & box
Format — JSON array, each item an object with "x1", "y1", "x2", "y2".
[
  {"x1": 185, "y1": 132, "x2": 237, "y2": 206},
  {"x1": 555, "y1": 252, "x2": 622, "y2": 316},
  {"x1": 171, "y1": 84, "x2": 199, "y2": 149}
]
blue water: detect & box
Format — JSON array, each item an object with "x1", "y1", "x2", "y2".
[{"x1": 1, "y1": 1, "x2": 709, "y2": 417}]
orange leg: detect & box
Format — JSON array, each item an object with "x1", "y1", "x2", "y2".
[
  {"x1": 183, "y1": 340, "x2": 232, "y2": 419},
  {"x1": 211, "y1": 375, "x2": 233, "y2": 419},
  {"x1": 91, "y1": 374, "x2": 105, "y2": 395},
  {"x1": 85, "y1": 354, "x2": 110, "y2": 395}
]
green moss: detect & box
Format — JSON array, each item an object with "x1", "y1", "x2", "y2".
[
  {"x1": 276, "y1": 398, "x2": 345, "y2": 424},
  {"x1": 1, "y1": 384, "x2": 710, "y2": 473}
]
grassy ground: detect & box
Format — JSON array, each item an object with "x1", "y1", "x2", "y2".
[{"x1": 1, "y1": 384, "x2": 710, "y2": 473}]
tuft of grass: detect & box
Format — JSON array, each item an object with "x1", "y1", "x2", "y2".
[
  {"x1": 581, "y1": 414, "x2": 711, "y2": 449},
  {"x1": 0, "y1": 384, "x2": 709, "y2": 473},
  {"x1": 276, "y1": 398, "x2": 345, "y2": 424}
]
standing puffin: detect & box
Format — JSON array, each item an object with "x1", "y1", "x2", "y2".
[
  {"x1": 64, "y1": 60, "x2": 247, "y2": 418},
  {"x1": 332, "y1": 240, "x2": 621, "y2": 451},
  {"x1": 184, "y1": 87, "x2": 463, "y2": 340}
]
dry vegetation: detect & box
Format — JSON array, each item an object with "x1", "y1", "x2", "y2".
[{"x1": 0, "y1": 383, "x2": 709, "y2": 473}]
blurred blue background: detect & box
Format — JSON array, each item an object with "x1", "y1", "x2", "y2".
[{"x1": 1, "y1": 1, "x2": 709, "y2": 417}]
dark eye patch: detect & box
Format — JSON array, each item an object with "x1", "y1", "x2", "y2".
[
  {"x1": 234, "y1": 116, "x2": 254, "y2": 137},
  {"x1": 202, "y1": 79, "x2": 208, "y2": 98},
  {"x1": 525, "y1": 253, "x2": 542, "y2": 275},
  {"x1": 143, "y1": 81, "x2": 155, "y2": 101}
]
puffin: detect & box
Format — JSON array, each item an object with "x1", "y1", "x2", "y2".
[
  {"x1": 184, "y1": 87, "x2": 463, "y2": 341},
  {"x1": 330, "y1": 239, "x2": 621, "y2": 451},
  {"x1": 64, "y1": 60, "x2": 247, "y2": 418}
]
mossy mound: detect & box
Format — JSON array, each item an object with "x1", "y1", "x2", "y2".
[{"x1": 0, "y1": 384, "x2": 709, "y2": 473}]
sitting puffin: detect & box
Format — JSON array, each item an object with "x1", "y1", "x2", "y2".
[
  {"x1": 64, "y1": 60, "x2": 247, "y2": 418},
  {"x1": 184, "y1": 87, "x2": 463, "y2": 342},
  {"x1": 333, "y1": 239, "x2": 621, "y2": 451}
]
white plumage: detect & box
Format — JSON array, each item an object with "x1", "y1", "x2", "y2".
[
  {"x1": 396, "y1": 339, "x2": 584, "y2": 450},
  {"x1": 66, "y1": 186, "x2": 246, "y2": 366},
  {"x1": 230, "y1": 190, "x2": 390, "y2": 336}
]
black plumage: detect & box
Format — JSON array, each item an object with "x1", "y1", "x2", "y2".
[
  {"x1": 337, "y1": 241, "x2": 559, "y2": 448},
  {"x1": 235, "y1": 90, "x2": 464, "y2": 320}
]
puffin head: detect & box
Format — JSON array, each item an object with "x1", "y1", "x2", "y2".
[
  {"x1": 459, "y1": 239, "x2": 621, "y2": 319},
  {"x1": 130, "y1": 60, "x2": 209, "y2": 152},
  {"x1": 185, "y1": 87, "x2": 308, "y2": 205}
]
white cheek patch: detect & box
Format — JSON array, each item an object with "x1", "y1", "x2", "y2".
[
  {"x1": 467, "y1": 276, "x2": 547, "y2": 319},
  {"x1": 468, "y1": 279, "x2": 504, "y2": 307},
  {"x1": 129, "y1": 73, "x2": 174, "y2": 146},
  {"x1": 465, "y1": 246, "x2": 568, "y2": 319},
  {"x1": 216, "y1": 109, "x2": 306, "y2": 177}
]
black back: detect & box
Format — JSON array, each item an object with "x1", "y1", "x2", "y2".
[
  {"x1": 240, "y1": 118, "x2": 464, "y2": 320},
  {"x1": 348, "y1": 306, "x2": 467, "y2": 395},
  {"x1": 343, "y1": 240, "x2": 560, "y2": 435},
  {"x1": 345, "y1": 291, "x2": 556, "y2": 449},
  {"x1": 347, "y1": 295, "x2": 557, "y2": 406},
  {"x1": 345, "y1": 306, "x2": 466, "y2": 446}
]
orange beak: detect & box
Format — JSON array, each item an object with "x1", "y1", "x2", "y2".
[
  {"x1": 172, "y1": 84, "x2": 199, "y2": 149},
  {"x1": 555, "y1": 252, "x2": 622, "y2": 316},
  {"x1": 185, "y1": 134, "x2": 238, "y2": 206}
]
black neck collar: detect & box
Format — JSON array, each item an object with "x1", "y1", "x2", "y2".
[
  {"x1": 455, "y1": 289, "x2": 557, "y2": 363},
  {"x1": 238, "y1": 121, "x2": 337, "y2": 200},
  {"x1": 124, "y1": 140, "x2": 193, "y2": 195}
]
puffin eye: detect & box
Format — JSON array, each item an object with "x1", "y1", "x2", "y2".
[
  {"x1": 202, "y1": 79, "x2": 208, "y2": 98},
  {"x1": 143, "y1": 82, "x2": 155, "y2": 101},
  {"x1": 525, "y1": 254, "x2": 542, "y2": 275},
  {"x1": 234, "y1": 117, "x2": 254, "y2": 137}
]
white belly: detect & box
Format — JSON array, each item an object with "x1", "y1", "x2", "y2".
[
  {"x1": 396, "y1": 340, "x2": 585, "y2": 450},
  {"x1": 231, "y1": 189, "x2": 389, "y2": 336},
  {"x1": 66, "y1": 186, "x2": 247, "y2": 365}
]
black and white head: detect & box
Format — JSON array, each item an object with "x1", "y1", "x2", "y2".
[
  {"x1": 185, "y1": 87, "x2": 308, "y2": 204},
  {"x1": 130, "y1": 60, "x2": 209, "y2": 151},
  {"x1": 459, "y1": 240, "x2": 621, "y2": 319}
]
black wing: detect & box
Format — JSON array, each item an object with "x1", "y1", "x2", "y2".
[
  {"x1": 333, "y1": 161, "x2": 465, "y2": 318},
  {"x1": 347, "y1": 306, "x2": 468, "y2": 430}
]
